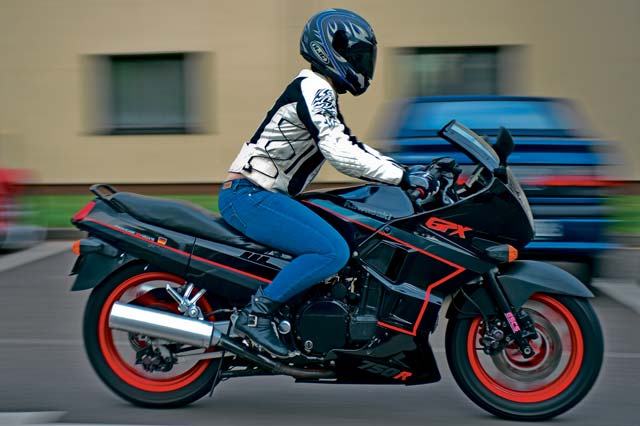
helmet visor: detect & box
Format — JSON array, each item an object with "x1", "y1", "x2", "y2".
[{"x1": 348, "y1": 41, "x2": 377, "y2": 80}]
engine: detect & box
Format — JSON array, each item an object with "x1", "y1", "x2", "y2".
[
  {"x1": 290, "y1": 275, "x2": 380, "y2": 356},
  {"x1": 295, "y1": 298, "x2": 350, "y2": 355}
]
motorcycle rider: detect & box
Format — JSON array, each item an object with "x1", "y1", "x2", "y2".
[{"x1": 219, "y1": 8, "x2": 440, "y2": 357}]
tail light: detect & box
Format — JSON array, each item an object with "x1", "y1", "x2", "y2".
[{"x1": 72, "y1": 201, "x2": 96, "y2": 221}]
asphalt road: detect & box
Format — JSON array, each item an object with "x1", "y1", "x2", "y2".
[{"x1": 0, "y1": 250, "x2": 639, "y2": 426}]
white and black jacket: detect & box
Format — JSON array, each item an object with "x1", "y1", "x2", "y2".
[{"x1": 228, "y1": 69, "x2": 404, "y2": 195}]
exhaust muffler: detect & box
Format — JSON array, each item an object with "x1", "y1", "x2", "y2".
[
  {"x1": 109, "y1": 302, "x2": 222, "y2": 348},
  {"x1": 108, "y1": 302, "x2": 335, "y2": 380}
]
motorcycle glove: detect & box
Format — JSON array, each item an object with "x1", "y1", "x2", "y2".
[{"x1": 400, "y1": 165, "x2": 440, "y2": 199}]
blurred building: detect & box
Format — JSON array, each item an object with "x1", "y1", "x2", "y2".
[{"x1": 0, "y1": 0, "x2": 638, "y2": 187}]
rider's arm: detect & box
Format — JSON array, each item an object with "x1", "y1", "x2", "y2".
[{"x1": 298, "y1": 77, "x2": 404, "y2": 185}]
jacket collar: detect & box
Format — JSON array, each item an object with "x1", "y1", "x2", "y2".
[{"x1": 297, "y1": 69, "x2": 336, "y2": 93}]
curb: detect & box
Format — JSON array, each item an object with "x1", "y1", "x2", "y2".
[
  {"x1": 0, "y1": 241, "x2": 73, "y2": 273},
  {"x1": 593, "y1": 279, "x2": 640, "y2": 315},
  {"x1": 610, "y1": 234, "x2": 640, "y2": 247}
]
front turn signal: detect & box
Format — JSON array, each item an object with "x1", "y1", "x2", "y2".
[{"x1": 485, "y1": 244, "x2": 518, "y2": 263}]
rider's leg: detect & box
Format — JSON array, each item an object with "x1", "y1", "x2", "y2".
[{"x1": 219, "y1": 179, "x2": 350, "y2": 356}]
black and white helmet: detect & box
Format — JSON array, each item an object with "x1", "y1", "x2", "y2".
[{"x1": 300, "y1": 9, "x2": 377, "y2": 96}]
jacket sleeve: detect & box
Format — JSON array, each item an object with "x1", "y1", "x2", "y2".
[{"x1": 299, "y1": 77, "x2": 404, "y2": 185}]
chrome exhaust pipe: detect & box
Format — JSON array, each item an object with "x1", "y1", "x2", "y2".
[
  {"x1": 109, "y1": 302, "x2": 221, "y2": 348},
  {"x1": 108, "y1": 302, "x2": 335, "y2": 380}
]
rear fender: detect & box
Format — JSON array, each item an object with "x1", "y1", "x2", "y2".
[
  {"x1": 70, "y1": 238, "x2": 138, "y2": 291},
  {"x1": 446, "y1": 260, "x2": 593, "y2": 319}
]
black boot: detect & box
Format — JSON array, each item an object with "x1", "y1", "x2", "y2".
[{"x1": 234, "y1": 288, "x2": 291, "y2": 357}]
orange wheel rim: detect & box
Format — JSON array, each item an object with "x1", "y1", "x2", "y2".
[
  {"x1": 466, "y1": 293, "x2": 584, "y2": 403},
  {"x1": 97, "y1": 272, "x2": 214, "y2": 393}
]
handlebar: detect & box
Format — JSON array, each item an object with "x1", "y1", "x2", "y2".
[{"x1": 409, "y1": 160, "x2": 462, "y2": 208}]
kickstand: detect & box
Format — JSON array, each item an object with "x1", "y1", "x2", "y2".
[{"x1": 209, "y1": 315, "x2": 235, "y2": 397}]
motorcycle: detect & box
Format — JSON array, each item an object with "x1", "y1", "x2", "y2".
[{"x1": 69, "y1": 121, "x2": 603, "y2": 421}]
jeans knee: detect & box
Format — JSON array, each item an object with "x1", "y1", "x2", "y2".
[{"x1": 327, "y1": 237, "x2": 350, "y2": 273}]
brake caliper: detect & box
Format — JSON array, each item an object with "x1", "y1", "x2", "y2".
[
  {"x1": 135, "y1": 339, "x2": 177, "y2": 372},
  {"x1": 480, "y1": 309, "x2": 538, "y2": 357}
]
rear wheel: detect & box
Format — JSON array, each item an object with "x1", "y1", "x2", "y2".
[
  {"x1": 445, "y1": 293, "x2": 603, "y2": 420},
  {"x1": 83, "y1": 264, "x2": 223, "y2": 407}
]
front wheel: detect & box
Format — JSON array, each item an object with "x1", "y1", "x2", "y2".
[{"x1": 445, "y1": 293, "x2": 603, "y2": 421}]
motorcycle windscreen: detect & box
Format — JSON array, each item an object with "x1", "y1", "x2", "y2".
[{"x1": 438, "y1": 120, "x2": 500, "y2": 171}]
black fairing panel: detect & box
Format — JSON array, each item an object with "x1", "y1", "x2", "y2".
[
  {"x1": 411, "y1": 179, "x2": 533, "y2": 249},
  {"x1": 329, "y1": 334, "x2": 441, "y2": 385},
  {"x1": 187, "y1": 237, "x2": 290, "y2": 304},
  {"x1": 300, "y1": 191, "x2": 495, "y2": 335},
  {"x1": 72, "y1": 200, "x2": 195, "y2": 278}
]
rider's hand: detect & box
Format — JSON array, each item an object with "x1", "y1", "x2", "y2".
[
  {"x1": 400, "y1": 165, "x2": 440, "y2": 199},
  {"x1": 427, "y1": 157, "x2": 461, "y2": 205}
]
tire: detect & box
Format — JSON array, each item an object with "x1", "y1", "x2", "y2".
[
  {"x1": 445, "y1": 293, "x2": 603, "y2": 421},
  {"x1": 83, "y1": 263, "x2": 223, "y2": 408}
]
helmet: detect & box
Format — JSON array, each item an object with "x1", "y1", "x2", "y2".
[{"x1": 300, "y1": 9, "x2": 377, "y2": 96}]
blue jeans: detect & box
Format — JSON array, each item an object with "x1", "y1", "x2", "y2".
[{"x1": 218, "y1": 179, "x2": 350, "y2": 303}]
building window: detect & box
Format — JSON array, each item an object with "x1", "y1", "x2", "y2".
[
  {"x1": 393, "y1": 46, "x2": 520, "y2": 97},
  {"x1": 109, "y1": 53, "x2": 186, "y2": 134},
  {"x1": 86, "y1": 52, "x2": 211, "y2": 135}
]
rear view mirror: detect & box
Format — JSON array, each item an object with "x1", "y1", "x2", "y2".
[{"x1": 494, "y1": 127, "x2": 515, "y2": 165}]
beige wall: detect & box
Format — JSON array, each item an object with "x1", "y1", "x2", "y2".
[{"x1": 1, "y1": 0, "x2": 638, "y2": 183}]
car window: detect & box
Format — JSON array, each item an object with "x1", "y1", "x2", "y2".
[{"x1": 404, "y1": 100, "x2": 581, "y2": 132}]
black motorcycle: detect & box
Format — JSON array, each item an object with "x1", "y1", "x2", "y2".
[{"x1": 69, "y1": 121, "x2": 603, "y2": 421}]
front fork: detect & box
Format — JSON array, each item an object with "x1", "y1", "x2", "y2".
[{"x1": 484, "y1": 270, "x2": 538, "y2": 358}]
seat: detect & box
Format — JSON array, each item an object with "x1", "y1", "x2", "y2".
[{"x1": 110, "y1": 192, "x2": 270, "y2": 252}]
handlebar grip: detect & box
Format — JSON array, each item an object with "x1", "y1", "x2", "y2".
[{"x1": 413, "y1": 187, "x2": 426, "y2": 198}]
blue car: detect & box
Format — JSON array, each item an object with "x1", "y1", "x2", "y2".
[{"x1": 384, "y1": 96, "x2": 616, "y2": 282}]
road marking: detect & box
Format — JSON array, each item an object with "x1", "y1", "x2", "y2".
[
  {"x1": 0, "y1": 338, "x2": 83, "y2": 346},
  {"x1": 0, "y1": 242, "x2": 73, "y2": 274},
  {"x1": 604, "y1": 352, "x2": 640, "y2": 359},
  {"x1": 0, "y1": 411, "x2": 170, "y2": 425},
  {"x1": 0, "y1": 412, "x2": 64, "y2": 425}
]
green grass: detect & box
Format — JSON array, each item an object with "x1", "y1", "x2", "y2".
[
  {"x1": 608, "y1": 195, "x2": 640, "y2": 235},
  {"x1": 18, "y1": 194, "x2": 219, "y2": 228},
  {"x1": 15, "y1": 194, "x2": 640, "y2": 235}
]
